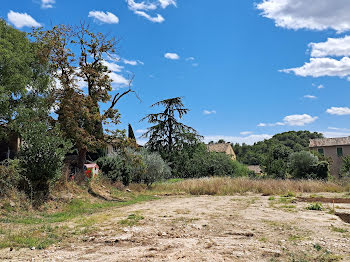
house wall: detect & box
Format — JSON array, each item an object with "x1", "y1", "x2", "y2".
[
  {"x1": 311, "y1": 145, "x2": 350, "y2": 177},
  {"x1": 225, "y1": 146, "x2": 237, "y2": 160}
]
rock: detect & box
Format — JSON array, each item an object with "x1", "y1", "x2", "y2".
[
  {"x1": 31, "y1": 246, "x2": 36, "y2": 250},
  {"x1": 126, "y1": 189, "x2": 132, "y2": 193},
  {"x1": 9, "y1": 201, "x2": 15, "y2": 208}
]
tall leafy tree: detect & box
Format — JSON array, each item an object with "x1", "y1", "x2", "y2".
[
  {"x1": 0, "y1": 19, "x2": 51, "y2": 139},
  {"x1": 32, "y1": 24, "x2": 135, "y2": 170},
  {"x1": 141, "y1": 97, "x2": 201, "y2": 158}
]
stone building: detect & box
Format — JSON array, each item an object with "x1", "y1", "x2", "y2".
[
  {"x1": 207, "y1": 143, "x2": 236, "y2": 160},
  {"x1": 309, "y1": 136, "x2": 350, "y2": 177}
]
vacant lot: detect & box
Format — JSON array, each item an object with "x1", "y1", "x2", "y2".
[{"x1": 1, "y1": 192, "x2": 350, "y2": 262}]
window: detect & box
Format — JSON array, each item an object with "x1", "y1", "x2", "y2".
[
  {"x1": 318, "y1": 148, "x2": 324, "y2": 155},
  {"x1": 337, "y1": 147, "x2": 343, "y2": 157}
]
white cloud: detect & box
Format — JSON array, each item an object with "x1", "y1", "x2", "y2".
[
  {"x1": 88, "y1": 11, "x2": 119, "y2": 24},
  {"x1": 283, "y1": 114, "x2": 318, "y2": 126},
  {"x1": 259, "y1": 114, "x2": 318, "y2": 127},
  {"x1": 186, "y1": 57, "x2": 195, "y2": 61},
  {"x1": 328, "y1": 127, "x2": 350, "y2": 131},
  {"x1": 126, "y1": 0, "x2": 175, "y2": 23},
  {"x1": 256, "y1": 0, "x2": 350, "y2": 33},
  {"x1": 203, "y1": 110, "x2": 216, "y2": 115},
  {"x1": 203, "y1": 134, "x2": 272, "y2": 145},
  {"x1": 126, "y1": 0, "x2": 157, "y2": 11},
  {"x1": 134, "y1": 10, "x2": 164, "y2": 23},
  {"x1": 192, "y1": 63, "x2": 199, "y2": 67},
  {"x1": 164, "y1": 52, "x2": 180, "y2": 60},
  {"x1": 7, "y1": 11, "x2": 41, "y2": 28},
  {"x1": 102, "y1": 61, "x2": 124, "y2": 72},
  {"x1": 309, "y1": 36, "x2": 350, "y2": 57},
  {"x1": 281, "y1": 57, "x2": 350, "y2": 79},
  {"x1": 304, "y1": 95, "x2": 317, "y2": 99},
  {"x1": 326, "y1": 107, "x2": 350, "y2": 115},
  {"x1": 123, "y1": 59, "x2": 144, "y2": 66},
  {"x1": 159, "y1": 0, "x2": 177, "y2": 9},
  {"x1": 240, "y1": 131, "x2": 253, "y2": 135},
  {"x1": 41, "y1": 0, "x2": 55, "y2": 9},
  {"x1": 321, "y1": 131, "x2": 350, "y2": 138},
  {"x1": 109, "y1": 72, "x2": 129, "y2": 88},
  {"x1": 317, "y1": 84, "x2": 325, "y2": 89},
  {"x1": 258, "y1": 122, "x2": 285, "y2": 127}
]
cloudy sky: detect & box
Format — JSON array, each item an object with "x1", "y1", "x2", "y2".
[{"x1": 2, "y1": 0, "x2": 350, "y2": 144}]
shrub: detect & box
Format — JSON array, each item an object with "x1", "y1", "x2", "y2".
[
  {"x1": 306, "y1": 202, "x2": 323, "y2": 211},
  {"x1": 18, "y1": 121, "x2": 71, "y2": 200},
  {"x1": 0, "y1": 159, "x2": 22, "y2": 197},
  {"x1": 341, "y1": 155, "x2": 350, "y2": 178},
  {"x1": 138, "y1": 149, "x2": 171, "y2": 186},
  {"x1": 288, "y1": 151, "x2": 319, "y2": 179},
  {"x1": 97, "y1": 148, "x2": 170, "y2": 186},
  {"x1": 170, "y1": 143, "x2": 251, "y2": 178}
]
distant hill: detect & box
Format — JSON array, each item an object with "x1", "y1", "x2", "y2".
[{"x1": 232, "y1": 131, "x2": 324, "y2": 165}]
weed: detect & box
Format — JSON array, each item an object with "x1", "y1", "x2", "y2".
[
  {"x1": 314, "y1": 243, "x2": 322, "y2": 251},
  {"x1": 306, "y1": 203, "x2": 323, "y2": 211},
  {"x1": 268, "y1": 196, "x2": 275, "y2": 201},
  {"x1": 119, "y1": 213, "x2": 144, "y2": 227},
  {"x1": 0, "y1": 195, "x2": 156, "y2": 224},
  {"x1": 331, "y1": 225, "x2": 348, "y2": 233},
  {"x1": 283, "y1": 192, "x2": 296, "y2": 198}
]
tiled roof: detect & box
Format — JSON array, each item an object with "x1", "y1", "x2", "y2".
[
  {"x1": 309, "y1": 137, "x2": 350, "y2": 147},
  {"x1": 207, "y1": 143, "x2": 232, "y2": 153}
]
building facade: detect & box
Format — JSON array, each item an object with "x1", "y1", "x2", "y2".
[
  {"x1": 207, "y1": 143, "x2": 237, "y2": 160},
  {"x1": 309, "y1": 137, "x2": 350, "y2": 177}
]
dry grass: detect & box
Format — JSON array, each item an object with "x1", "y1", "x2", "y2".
[{"x1": 146, "y1": 177, "x2": 349, "y2": 196}]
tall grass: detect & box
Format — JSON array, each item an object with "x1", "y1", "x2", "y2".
[{"x1": 147, "y1": 177, "x2": 349, "y2": 196}]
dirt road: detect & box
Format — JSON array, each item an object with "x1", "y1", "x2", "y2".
[{"x1": 2, "y1": 194, "x2": 350, "y2": 261}]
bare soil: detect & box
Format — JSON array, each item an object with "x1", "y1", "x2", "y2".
[{"x1": 2, "y1": 194, "x2": 350, "y2": 261}]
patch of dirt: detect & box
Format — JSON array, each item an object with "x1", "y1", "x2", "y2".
[
  {"x1": 297, "y1": 197, "x2": 350, "y2": 204},
  {"x1": 1, "y1": 194, "x2": 350, "y2": 261}
]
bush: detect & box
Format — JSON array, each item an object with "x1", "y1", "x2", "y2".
[
  {"x1": 19, "y1": 121, "x2": 71, "y2": 200},
  {"x1": 288, "y1": 151, "x2": 329, "y2": 180},
  {"x1": 170, "y1": 143, "x2": 251, "y2": 178},
  {"x1": 288, "y1": 151, "x2": 319, "y2": 179},
  {"x1": 97, "y1": 148, "x2": 170, "y2": 186},
  {"x1": 341, "y1": 155, "x2": 350, "y2": 178},
  {"x1": 0, "y1": 159, "x2": 22, "y2": 197},
  {"x1": 306, "y1": 202, "x2": 323, "y2": 211}
]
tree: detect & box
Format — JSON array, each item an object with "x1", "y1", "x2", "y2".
[
  {"x1": 141, "y1": 97, "x2": 201, "y2": 159},
  {"x1": 31, "y1": 24, "x2": 135, "y2": 171},
  {"x1": 128, "y1": 124, "x2": 136, "y2": 140},
  {"x1": 288, "y1": 151, "x2": 319, "y2": 179},
  {"x1": 0, "y1": 19, "x2": 51, "y2": 139},
  {"x1": 218, "y1": 139, "x2": 226, "y2": 144}
]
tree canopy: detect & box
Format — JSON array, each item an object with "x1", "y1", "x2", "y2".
[{"x1": 141, "y1": 97, "x2": 201, "y2": 157}]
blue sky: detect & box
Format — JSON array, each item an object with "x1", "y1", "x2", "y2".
[{"x1": 2, "y1": 0, "x2": 350, "y2": 144}]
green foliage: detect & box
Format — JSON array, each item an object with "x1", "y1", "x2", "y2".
[
  {"x1": 141, "y1": 97, "x2": 201, "y2": 158},
  {"x1": 170, "y1": 143, "x2": 251, "y2": 178},
  {"x1": 0, "y1": 19, "x2": 51, "y2": 140},
  {"x1": 263, "y1": 145, "x2": 293, "y2": 178},
  {"x1": 0, "y1": 159, "x2": 22, "y2": 197},
  {"x1": 119, "y1": 213, "x2": 144, "y2": 227},
  {"x1": 18, "y1": 121, "x2": 71, "y2": 199},
  {"x1": 288, "y1": 151, "x2": 319, "y2": 179},
  {"x1": 97, "y1": 148, "x2": 171, "y2": 186},
  {"x1": 128, "y1": 124, "x2": 136, "y2": 140},
  {"x1": 288, "y1": 151, "x2": 329, "y2": 179},
  {"x1": 233, "y1": 131, "x2": 324, "y2": 166},
  {"x1": 306, "y1": 202, "x2": 323, "y2": 211},
  {"x1": 341, "y1": 155, "x2": 350, "y2": 177}
]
